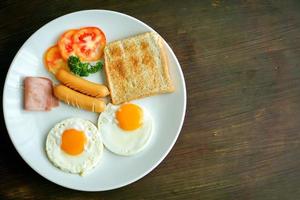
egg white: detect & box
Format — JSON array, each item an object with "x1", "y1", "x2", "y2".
[
  {"x1": 46, "y1": 118, "x2": 103, "y2": 175},
  {"x1": 98, "y1": 103, "x2": 153, "y2": 156}
]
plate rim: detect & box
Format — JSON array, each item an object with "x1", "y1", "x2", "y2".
[{"x1": 2, "y1": 9, "x2": 187, "y2": 191}]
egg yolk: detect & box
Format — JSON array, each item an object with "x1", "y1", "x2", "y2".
[
  {"x1": 116, "y1": 103, "x2": 143, "y2": 131},
  {"x1": 61, "y1": 129, "x2": 86, "y2": 156}
]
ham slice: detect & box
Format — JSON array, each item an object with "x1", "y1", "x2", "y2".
[{"x1": 24, "y1": 77, "x2": 59, "y2": 111}]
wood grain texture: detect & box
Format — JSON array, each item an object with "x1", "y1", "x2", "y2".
[{"x1": 1, "y1": 0, "x2": 300, "y2": 199}]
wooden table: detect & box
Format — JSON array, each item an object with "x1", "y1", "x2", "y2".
[{"x1": 1, "y1": 0, "x2": 300, "y2": 199}]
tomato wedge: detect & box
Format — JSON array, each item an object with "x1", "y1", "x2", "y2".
[
  {"x1": 58, "y1": 29, "x2": 77, "y2": 60},
  {"x1": 44, "y1": 45, "x2": 68, "y2": 74},
  {"x1": 73, "y1": 27, "x2": 106, "y2": 61}
]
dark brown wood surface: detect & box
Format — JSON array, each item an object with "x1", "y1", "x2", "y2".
[{"x1": 1, "y1": 0, "x2": 300, "y2": 199}]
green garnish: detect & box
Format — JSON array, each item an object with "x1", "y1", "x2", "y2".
[{"x1": 68, "y1": 56, "x2": 103, "y2": 77}]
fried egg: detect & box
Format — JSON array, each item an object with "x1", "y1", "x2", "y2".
[
  {"x1": 46, "y1": 118, "x2": 103, "y2": 175},
  {"x1": 98, "y1": 103, "x2": 153, "y2": 156}
]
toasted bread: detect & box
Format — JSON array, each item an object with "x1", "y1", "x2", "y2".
[{"x1": 104, "y1": 32, "x2": 174, "y2": 104}]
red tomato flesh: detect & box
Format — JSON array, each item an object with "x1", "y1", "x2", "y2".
[
  {"x1": 58, "y1": 29, "x2": 77, "y2": 60},
  {"x1": 73, "y1": 27, "x2": 106, "y2": 61}
]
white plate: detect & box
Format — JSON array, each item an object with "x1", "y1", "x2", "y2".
[{"x1": 3, "y1": 10, "x2": 186, "y2": 191}]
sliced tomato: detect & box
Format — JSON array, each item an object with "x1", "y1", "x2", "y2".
[
  {"x1": 73, "y1": 27, "x2": 106, "y2": 61},
  {"x1": 44, "y1": 45, "x2": 68, "y2": 74},
  {"x1": 58, "y1": 29, "x2": 77, "y2": 60}
]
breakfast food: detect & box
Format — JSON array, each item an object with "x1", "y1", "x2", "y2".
[
  {"x1": 104, "y1": 31, "x2": 174, "y2": 104},
  {"x1": 55, "y1": 69, "x2": 110, "y2": 98},
  {"x1": 58, "y1": 29, "x2": 77, "y2": 60},
  {"x1": 26, "y1": 28, "x2": 175, "y2": 176},
  {"x1": 42, "y1": 26, "x2": 109, "y2": 112},
  {"x1": 67, "y1": 56, "x2": 103, "y2": 77},
  {"x1": 73, "y1": 27, "x2": 106, "y2": 61},
  {"x1": 53, "y1": 84, "x2": 106, "y2": 113},
  {"x1": 46, "y1": 26, "x2": 106, "y2": 77},
  {"x1": 58, "y1": 27, "x2": 106, "y2": 61},
  {"x1": 24, "y1": 77, "x2": 58, "y2": 111},
  {"x1": 98, "y1": 103, "x2": 152, "y2": 156},
  {"x1": 46, "y1": 118, "x2": 103, "y2": 175},
  {"x1": 44, "y1": 46, "x2": 68, "y2": 74}
]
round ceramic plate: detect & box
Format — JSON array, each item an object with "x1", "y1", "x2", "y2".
[{"x1": 3, "y1": 10, "x2": 186, "y2": 191}]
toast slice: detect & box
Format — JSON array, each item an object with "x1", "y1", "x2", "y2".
[{"x1": 104, "y1": 32, "x2": 174, "y2": 104}]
